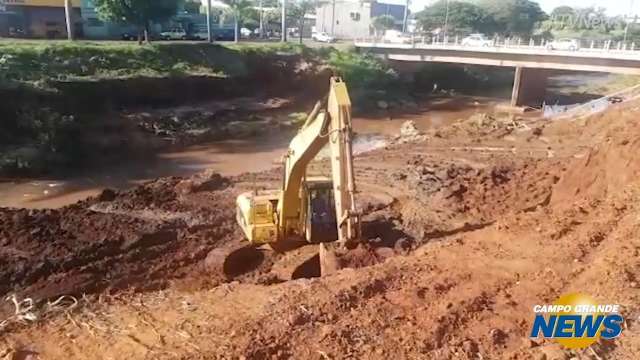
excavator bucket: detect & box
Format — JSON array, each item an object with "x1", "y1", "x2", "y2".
[{"x1": 319, "y1": 242, "x2": 342, "y2": 276}]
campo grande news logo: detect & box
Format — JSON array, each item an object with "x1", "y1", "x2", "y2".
[{"x1": 530, "y1": 293, "x2": 624, "y2": 349}]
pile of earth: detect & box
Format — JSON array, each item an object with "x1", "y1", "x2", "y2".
[
  {"x1": 432, "y1": 112, "x2": 532, "y2": 139},
  {"x1": 0, "y1": 172, "x2": 239, "y2": 312}
]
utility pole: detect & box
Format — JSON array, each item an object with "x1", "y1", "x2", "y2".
[
  {"x1": 402, "y1": 0, "x2": 410, "y2": 33},
  {"x1": 624, "y1": 0, "x2": 635, "y2": 44},
  {"x1": 64, "y1": 0, "x2": 74, "y2": 40},
  {"x1": 282, "y1": 0, "x2": 287, "y2": 42},
  {"x1": 331, "y1": 0, "x2": 335, "y2": 36},
  {"x1": 259, "y1": 0, "x2": 264, "y2": 39},
  {"x1": 443, "y1": 0, "x2": 450, "y2": 42},
  {"x1": 206, "y1": 0, "x2": 213, "y2": 43}
]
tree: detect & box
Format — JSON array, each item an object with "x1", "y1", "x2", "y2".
[
  {"x1": 416, "y1": 0, "x2": 493, "y2": 35},
  {"x1": 64, "y1": 0, "x2": 74, "y2": 40},
  {"x1": 183, "y1": 0, "x2": 201, "y2": 14},
  {"x1": 544, "y1": 6, "x2": 575, "y2": 30},
  {"x1": 372, "y1": 15, "x2": 395, "y2": 36},
  {"x1": 479, "y1": 0, "x2": 547, "y2": 37},
  {"x1": 222, "y1": 0, "x2": 254, "y2": 43},
  {"x1": 550, "y1": 6, "x2": 575, "y2": 18},
  {"x1": 288, "y1": 0, "x2": 315, "y2": 44},
  {"x1": 93, "y1": 0, "x2": 181, "y2": 44}
]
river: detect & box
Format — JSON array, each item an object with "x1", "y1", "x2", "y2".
[{"x1": 0, "y1": 94, "x2": 502, "y2": 209}]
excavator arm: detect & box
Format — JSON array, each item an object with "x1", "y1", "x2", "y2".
[
  {"x1": 278, "y1": 77, "x2": 359, "y2": 244},
  {"x1": 236, "y1": 77, "x2": 360, "y2": 248},
  {"x1": 326, "y1": 77, "x2": 360, "y2": 245}
]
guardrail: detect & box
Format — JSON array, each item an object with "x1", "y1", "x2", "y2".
[{"x1": 354, "y1": 36, "x2": 640, "y2": 56}]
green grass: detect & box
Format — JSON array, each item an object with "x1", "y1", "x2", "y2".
[{"x1": 0, "y1": 41, "x2": 336, "y2": 86}]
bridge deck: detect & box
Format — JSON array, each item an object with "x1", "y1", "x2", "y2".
[{"x1": 354, "y1": 42, "x2": 640, "y2": 74}]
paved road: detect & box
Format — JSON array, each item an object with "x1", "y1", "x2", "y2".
[{"x1": 0, "y1": 37, "x2": 351, "y2": 50}]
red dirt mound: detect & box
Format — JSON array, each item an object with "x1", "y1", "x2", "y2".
[
  {"x1": 552, "y1": 114, "x2": 640, "y2": 207},
  {"x1": 0, "y1": 175, "x2": 238, "y2": 312}
]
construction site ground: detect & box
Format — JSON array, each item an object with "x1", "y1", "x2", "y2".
[{"x1": 1, "y1": 100, "x2": 640, "y2": 360}]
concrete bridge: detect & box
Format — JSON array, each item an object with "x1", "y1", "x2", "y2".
[{"x1": 354, "y1": 42, "x2": 640, "y2": 107}]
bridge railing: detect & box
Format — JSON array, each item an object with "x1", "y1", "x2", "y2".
[{"x1": 353, "y1": 36, "x2": 640, "y2": 55}]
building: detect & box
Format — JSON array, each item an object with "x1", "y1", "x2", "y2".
[
  {"x1": 315, "y1": 0, "x2": 406, "y2": 39},
  {"x1": 81, "y1": 0, "x2": 232, "y2": 40},
  {"x1": 0, "y1": 0, "x2": 236, "y2": 40},
  {"x1": 0, "y1": 0, "x2": 82, "y2": 38},
  {"x1": 80, "y1": 0, "x2": 160, "y2": 40},
  {"x1": 80, "y1": 0, "x2": 127, "y2": 39}
]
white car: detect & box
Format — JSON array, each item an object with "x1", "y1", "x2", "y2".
[
  {"x1": 546, "y1": 38, "x2": 580, "y2": 51},
  {"x1": 461, "y1": 34, "x2": 493, "y2": 47},
  {"x1": 160, "y1": 28, "x2": 187, "y2": 40},
  {"x1": 240, "y1": 27, "x2": 252, "y2": 38},
  {"x1": 383, "y1": 30, "x2": 412, "y2": 44},
  {"x1": 312, "y1": 32, "x2": 335, "y2": 43}
]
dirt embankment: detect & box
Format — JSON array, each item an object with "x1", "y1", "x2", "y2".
[{"x1": 1, "y1": 101, "x2": 640, "y2": 359}]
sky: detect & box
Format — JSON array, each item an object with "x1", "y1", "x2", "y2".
[{"x1": 406, "y1": 0, "x2": 640, "y2": 15}]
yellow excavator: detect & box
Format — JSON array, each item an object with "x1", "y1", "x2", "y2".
[{"x1": 235, "y1": 77, "x2": 360, "y2": 255}]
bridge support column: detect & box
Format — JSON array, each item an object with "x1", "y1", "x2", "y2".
[{"x1": 511, "y1": 67, "x2": 549, "y2": 107}]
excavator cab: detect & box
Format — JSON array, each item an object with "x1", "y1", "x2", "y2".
[{"x1": 302, "y1": 177, "x2": 338, "y2": 243}]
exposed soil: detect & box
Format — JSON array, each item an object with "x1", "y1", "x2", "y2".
[{"x1": 1, "y1": 99, "x2": 640, "y2": 359}]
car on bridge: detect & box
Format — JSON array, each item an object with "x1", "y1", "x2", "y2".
[
  {"x1": 546, "y1": 38, "x2": 580, "y2": 51},
  {"x1": 383, "y1": 30, "x2": 412, "y2": 44},
  {"x1": 461, "y1": 34, "x2": 493, "y2": 47}
]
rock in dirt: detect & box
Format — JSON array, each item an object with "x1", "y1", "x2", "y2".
[
  {"x1": 204, "y1": 248, "x2": 229, "y2": 275},
  {"x1": 97, "y1": 188, "x2": 117, "y2": 202},
  {"x1": 176, "y1": 170, "x2": 230, "y2": 195},
  {"x1": 394, "y1": 121, "x2": 428, "y2": 144}
]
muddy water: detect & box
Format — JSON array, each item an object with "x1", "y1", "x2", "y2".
[{"x1": 0, "y1": 96, "x2": 499, "y2": 209}]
